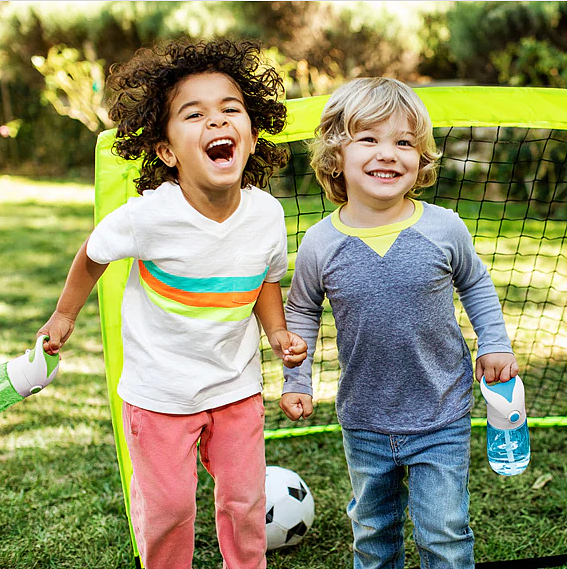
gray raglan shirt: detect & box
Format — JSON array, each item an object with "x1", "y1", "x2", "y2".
[{"x1": 283, "y1": 200, "x2": 513, "y2": 435}]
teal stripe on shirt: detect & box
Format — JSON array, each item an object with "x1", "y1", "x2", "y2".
[{"x1": 142, "y1": 260, "x2": 268, "y2": 293}]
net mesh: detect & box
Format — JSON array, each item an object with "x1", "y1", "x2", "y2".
[{"x1": 260, "y1": 127, "x2": 567, "y2": 433}]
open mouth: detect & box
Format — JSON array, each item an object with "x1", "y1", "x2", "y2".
[{"x1": 206, "y1": 138, "x2": 235, "y2": 164}]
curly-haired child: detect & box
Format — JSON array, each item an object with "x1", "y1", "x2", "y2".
[
  {"x1": 38, "y1": 38, "x2": 307, "y2": 569},
  {"x1": 280, "y1": 77, "x2": 518, "y2": 569}
]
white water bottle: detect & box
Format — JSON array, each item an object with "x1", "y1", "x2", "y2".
[
  {"x1": 480, "y1": 375, "x2": 530, "y2": 476},
  {"x1": 0, "y1": 336, "x2": 59, "y2": 413}
]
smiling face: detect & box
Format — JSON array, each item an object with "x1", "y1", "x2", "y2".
[
  {"x1": 340, "y1": 113, "x2": 421, "y2": 217},
  {"x1": 156, "y1": 72, "x2": 258, "y2": 205}
]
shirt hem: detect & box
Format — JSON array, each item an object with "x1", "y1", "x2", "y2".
[
  {"x1": 338, "y1": 406, "x2": 473, "y2": 436},
  {"x1": 117, "y1": 382, "x2": 263, "y2": 415}
]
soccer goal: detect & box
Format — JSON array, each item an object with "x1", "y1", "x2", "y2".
[{"x1": 94, "y1": 86, "x2": 567, "y2": 568}]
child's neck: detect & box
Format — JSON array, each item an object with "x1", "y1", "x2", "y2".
[
  {"x1": 340, "y1": 197, "x2": 414, "y2": 228},
  {"x1": 179, "y1": 184, "x2": 242, "y2": 223}
]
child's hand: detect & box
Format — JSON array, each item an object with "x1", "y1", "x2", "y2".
[
  {"x1": 475, "y1": 352, "x2": 519, "y2": 384},
  {"x1": 280, "y1": 392, "x2": 313, "y2": 420},
  {"x1": 37, "y1": 311, "x2": 76, "y2": 355},
  {"x1": 269, "y1": 329, "x2": 308, "y2": 369}
]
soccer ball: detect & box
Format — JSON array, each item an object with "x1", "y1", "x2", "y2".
[{"x1": 265, "y1": 465, "x2": 315, "y2": 550}]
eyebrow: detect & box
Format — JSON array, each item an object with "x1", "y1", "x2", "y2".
[
  {"x1": 176, "y1": 96, "x2": 244, "y2": 116},
  {"x1": 356, "y1": 128, "x2": 417, "y2": 139}
]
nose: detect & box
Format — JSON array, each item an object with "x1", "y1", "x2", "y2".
[
  {"x1": 374, "y1": 143, "x2": 397, "y2": 162},
  {"x1": 207, "y1": 112, "x2": 228, "y2": 128}
]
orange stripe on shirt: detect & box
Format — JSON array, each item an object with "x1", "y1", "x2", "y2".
[{"x1": 138, "y1": 260, "x2": 262, "y2": 308}]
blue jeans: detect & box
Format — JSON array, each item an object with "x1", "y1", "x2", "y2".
[{"x1": 342, "y1": 414, "x2": 474, "y2": 569}]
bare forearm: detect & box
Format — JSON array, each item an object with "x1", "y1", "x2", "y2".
[
  {"x1": 55, "y1": 239, "x2": 108, "y2": 319},
  {"x1": 254, "y1": 281, "x2": 308, "y2": 368},
  {"x1": 253, "y1": 281, "x2": 286, "y2": 337},
  {"x1": 39, "y1": 238, "x2": 108, "y2": 353}
]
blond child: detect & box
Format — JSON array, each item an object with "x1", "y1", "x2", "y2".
[{"x1": 280, "y1": 77, "x2": 518, "y2": 569}]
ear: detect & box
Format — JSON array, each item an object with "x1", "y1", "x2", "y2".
[
  {"x1": 250, "y1": 129, "x2": 259, "y2": 155},
  {"x1": 156, "y1": 141, "x2": 177, "y2": 168}
]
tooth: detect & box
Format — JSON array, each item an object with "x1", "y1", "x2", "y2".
[
  {"x1": 207, "y1": 138, "x2": 233, "y2": 150},
  {"x1": 371, "y1": 172, "x2": 395, "y2": 178}
]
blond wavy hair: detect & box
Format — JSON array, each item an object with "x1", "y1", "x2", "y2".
[{"x1": 310, "y1": 77, "x2": 441, "y2": 205}]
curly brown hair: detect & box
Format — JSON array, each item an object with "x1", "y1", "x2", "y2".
[{"x1": 106, "y1": 39, "x2": 289, "y2": 194}]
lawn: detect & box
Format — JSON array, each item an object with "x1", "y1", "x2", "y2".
[{"x1": 0, "y1": 175, "x2": 566, "y2": 569}]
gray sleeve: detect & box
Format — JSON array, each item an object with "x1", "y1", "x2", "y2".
[
  {"x1": 447, "y1": 212, "x2": 513, "y2": 356},
  {"x1": 282, "y1": 227, "x2": 327, "y2": 396}
]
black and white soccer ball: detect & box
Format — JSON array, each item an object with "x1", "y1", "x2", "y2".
[{"x1": 265, "y1": 465, "x2": 315, "y2": 550}]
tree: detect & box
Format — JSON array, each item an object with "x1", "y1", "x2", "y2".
[
  {"x1": 491, "y1": 37, "x2": 567, "y2": 88},
  {"x1": 32, "y1": 43, "x2": 114, "y2": 133},
  {"x1": 446, "y1": 1, "x2": 567, "y2": 86}
]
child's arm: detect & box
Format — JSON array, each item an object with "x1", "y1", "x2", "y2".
[
  {"x1": 38, "y1": 238, "x2": 108, "y2": 355},
  {"x1": 476, "y1": 352, "x2": 519, "y2": 384},
  {"x1": 447, "y1": 211, "x2": 518, "y2": 384},
  {"x1": 280, "y1": 284, "x2": 318, "y2": 420},
  {"x1": 279, "y1": 227, "x2": 327, "y2": 421},
  {"x1": 253, "y1": 281, "x2": 307, "y2": 368}
]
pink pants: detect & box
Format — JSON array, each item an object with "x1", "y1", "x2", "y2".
[{"x1": 122, "y1": 394, "x2": 267, "y2": 569}]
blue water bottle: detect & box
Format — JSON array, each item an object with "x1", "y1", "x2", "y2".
[{"x1": 480, "y1": 375, "x2": 530, "y2": 476}]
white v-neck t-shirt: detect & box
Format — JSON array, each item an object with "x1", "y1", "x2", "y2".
[{"x1": 87, "y1": 182, "x2": 288, "y2": 414}]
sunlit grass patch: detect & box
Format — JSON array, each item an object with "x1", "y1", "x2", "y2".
[{"x1": 0, "y1": 174, "x2": 95, "y2": 204}]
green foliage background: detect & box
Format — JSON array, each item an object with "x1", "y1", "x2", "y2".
[{"x1": 0, "y1": 1, "x2": 566, "y2": 177}]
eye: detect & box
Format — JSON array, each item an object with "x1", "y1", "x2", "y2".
[
  {"x1": 357, "y1": 135, "x2": 377, "y2": 144},
  {"x1": 185, "y1": 112, "x2": 202, "y2": 120},
  {"x1": 397, "y1": 139, "x2": 414, "y2": 147},
  {"x1": 223, "y1": 107, "x2": 241, "y2": 114}
]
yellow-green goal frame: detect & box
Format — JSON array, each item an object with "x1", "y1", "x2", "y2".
[{"x1": 94, "y1": 86, "x2": 567, "y2": 563}]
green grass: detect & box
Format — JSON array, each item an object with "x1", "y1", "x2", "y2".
[{"x1": 0, "y1": 176, "x2": 566, "y2": 568}]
